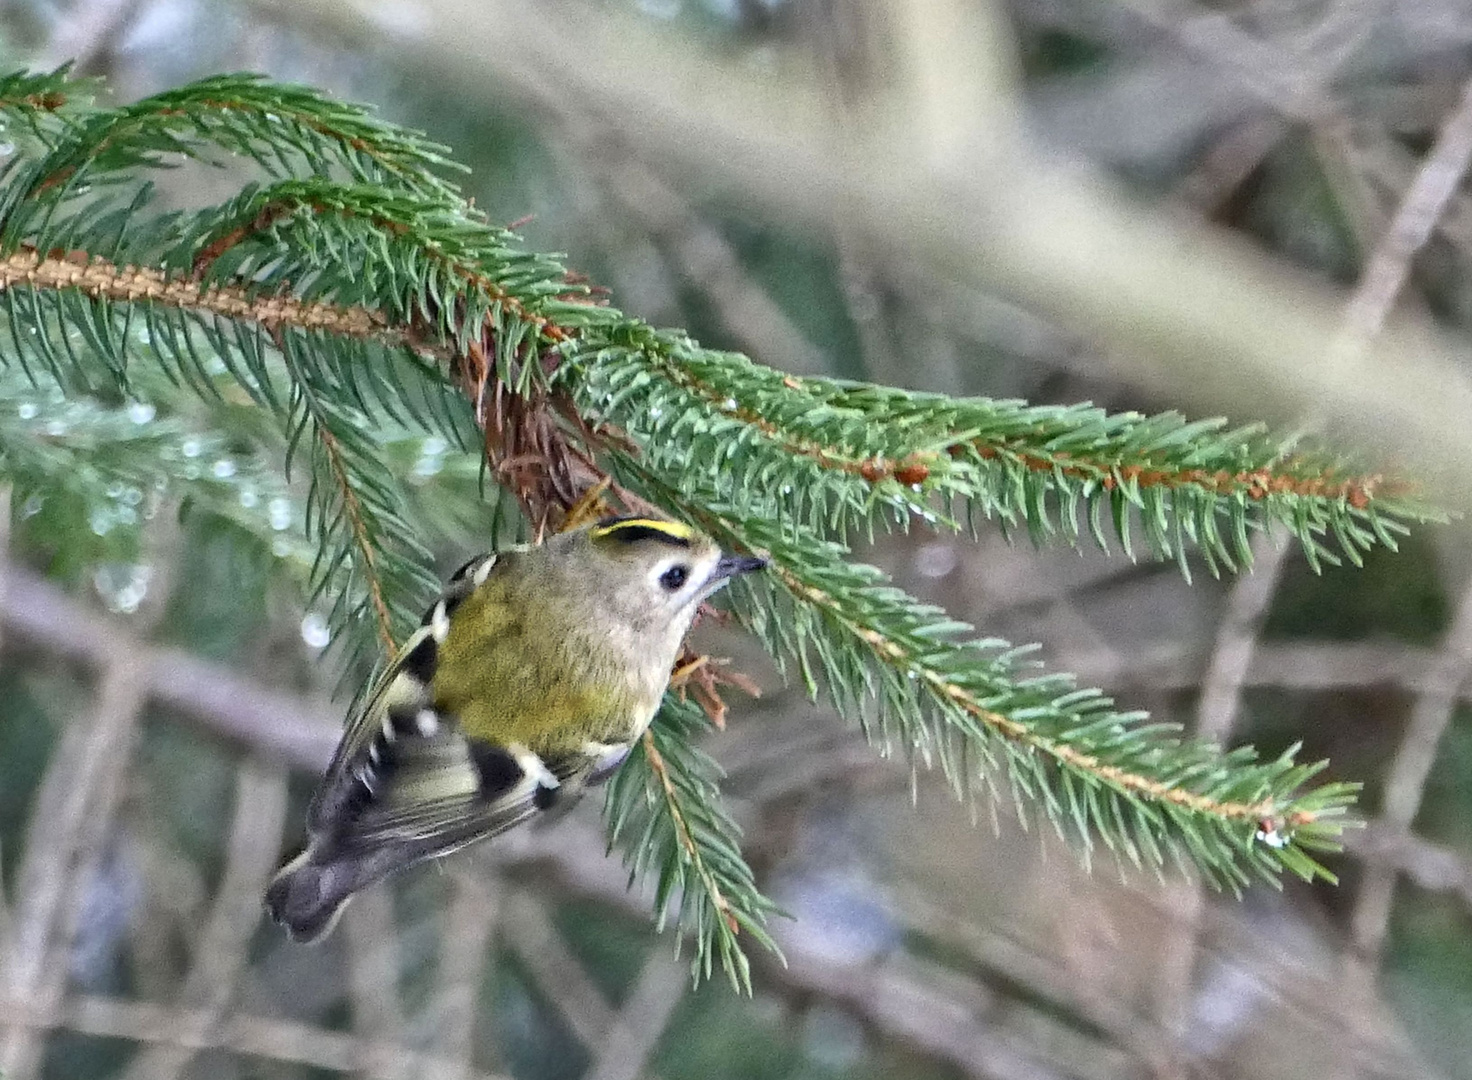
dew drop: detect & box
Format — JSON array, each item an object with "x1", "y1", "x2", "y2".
[
  {"x1": 94, "y1": 564, "x2": 152, "y2": 615},
  {"x1": 268, "y1": 497, "x2": 293, "y2": 531},
  {"x1": 238, "y1": 488, "x2": 258, "y2": 509},
  {"x1": 181, "y1": 438, "x2": 202, "y2": 458},
  {"x1": 127, "y1": 401, "x2": 156, "y2": 424},
  {"x1": 422, "y1": 435, "x2": 447, "y2": 456},
  {"x1": 913, "y1": 541, "x2": 957, "y2": 580},
  {"x1": 300, "y1": 612, "x2": 331, "y2": 649},
  {"x1": 212, "y1": 459, "x2": 237, "y2": 479},
  {"x1": 16, "y1": 402, "x2": 37, "y2": 420},
  {"x1": 43, "y1": 420, "x2": 67, "y2": 437}
]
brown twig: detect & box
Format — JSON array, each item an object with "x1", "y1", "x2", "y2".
[
  {"x1": 0, "y1": 247, "x2": 395, "y2": 341},
  {"x1": 315, "y1": 425, "x2": 398, "y2": 654},
  {"x1": 641, "y1": 351, "x2": 1403, "y2": 507}
]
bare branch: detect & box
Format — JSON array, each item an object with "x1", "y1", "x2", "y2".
[
  {"x1": 429, "y1": 875, "x2": 501, "y2": 1079},
  {"x1": 342, "y1": 888, "x2": 406, "y2": 1080},
  {"x1": 1349, "y1": 580, "x2": 1472, "y2": 964},
  {"x1": 1346, "y1": 823, "x2": 1472, "y2": 910},
  {"x1": 497, "y1": 889, "x2": 614, "y2": 1047},
  {"x1": 0, "y1": 639, "x2": 148, "y2": 1080},
  {"x1": 1339, "y1": 74, "x2": 1472, "y2": 345},
  {"x1": 583, "y1": 950, "x2": 686, "y2": 1080},
  {"x1": 1, "y1": 991, "x2": 511, "y2": 1080},
  {"x1": 0, "y1": 560, "x2": 339, "y2": 771},
  {"x1": 1152, "y1": 532, "x2": 1290, "y2": 1067},
  {"x1": 118, "y1": 761, "x2": 290, "y2": 1080}
]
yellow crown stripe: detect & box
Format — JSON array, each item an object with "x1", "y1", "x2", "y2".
[{"x1": 591, "y1": 517, "x2": 695, "y2": 543}]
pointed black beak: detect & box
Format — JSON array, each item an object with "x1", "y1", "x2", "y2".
[{"x1": 714, "y1": 553, "x2": 768, "y2": 580}]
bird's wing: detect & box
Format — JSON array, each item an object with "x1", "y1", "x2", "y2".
[
  {"x1": 306, "y1": 553, "x2": 500, "y2": 836},
  {"x1": 340, "y1": 737, "x2": 589, "y2": 855}
]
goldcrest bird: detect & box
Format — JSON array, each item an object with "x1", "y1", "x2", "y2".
[{"x1": 265, "y1": 516, "x2": 766, "y2": 941}]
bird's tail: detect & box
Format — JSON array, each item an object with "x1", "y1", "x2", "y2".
[{"x1": 264, "y1": 848, "x2": 374, "y2": 942}]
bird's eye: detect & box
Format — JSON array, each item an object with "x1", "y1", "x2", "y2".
[{"x1": 660, "y1": 565, "x2": 689, "y2": 591}]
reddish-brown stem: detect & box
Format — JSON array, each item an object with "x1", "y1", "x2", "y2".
[
  {"x1": 649, "y1": 360, "x2": 1405, "y2": 508},
  {"x1": 315, "y1": 426, "x2": 397, "y2": 655},
  {"x1": 641, "y1": 730, "x2": 740, "y2": 935}
]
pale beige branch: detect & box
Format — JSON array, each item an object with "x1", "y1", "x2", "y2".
[
  {"x1": 1152, "y1": 532, "x2": 1290, "y2": 1071},
  {"x1": 0, "y1": 643, "x2": 148, "y2": 1080},
  {"x1": 1195, "y1": 537, "x2": 1293, "y2": 745},
  {"x1": 1, "y1": 992, "x2": 511, "y2": 1080},
  {"x1": 1339, "y1": 74, "x2": 1472, "y2": 346},
  {"x1": 1349, "y1": 581, "x2": 1472, "y2": 966},
  {"x1": 429, "y1": 875, "x2": 501, "y2": 1078},
  {"x1": 1346, "y1": 823, "x2": 1472, "y2": 910},
  {"x1": 119, "y1": 761, "x2": 290, "y2": 1080},
  {"x1": 0, "y1": 561, "x2": 339, "y2": 771},
  {"x1": 342, "y1": 887, "x2": 406, "y2": 1080},
  {"x1": 582, "y1": 950, "x2": 686, "y2": 1080},
  {"x1": 498, "y1": 888, "x2": 614, "y2": 1047}
]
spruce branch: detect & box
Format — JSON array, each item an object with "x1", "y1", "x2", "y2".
[
  {"x1": 0, "y1": 68, "x2": 98, "y2": 147},
  {"x1": 569, "y1": 342, "x2": 1434, "y2": 576},
  {"x1": 0, "y1": 67, "x2": 1440, "y2": 988},
  {"x1": 616, "y1": 460, "x2": 1358, "y2": 889},
  {"x1": 6, "y1": 72, "x2": 461, "y2": 210},
  {"x1": 604, "y1": 698, "x2": 781, "y2": 991}
]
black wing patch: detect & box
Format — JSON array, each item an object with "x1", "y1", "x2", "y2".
[
  {"x1": 399, "y1": 634, "x2": 438, "y2": 683},
  {"x1": 467, "y1": 741, "x2": 523, "y2": 800}
]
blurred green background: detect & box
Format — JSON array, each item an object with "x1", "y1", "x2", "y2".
[{"x1": 2, "y1": 1, "x2": 1472, "y2": 1079}]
